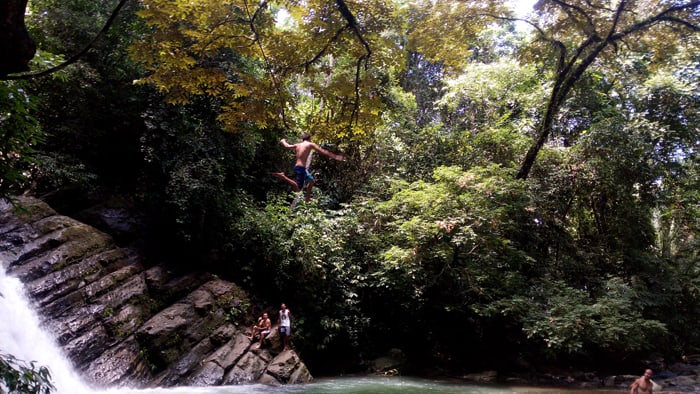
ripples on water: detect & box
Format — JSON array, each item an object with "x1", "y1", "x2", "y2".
[{"x1": 114, "y1": 376, "x2": 622, "y2": 394}]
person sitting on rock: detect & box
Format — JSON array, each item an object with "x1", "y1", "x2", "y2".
[
  {"x1": 253, "y1": 312, "x2": 271, "y2": 349},
  {"x1": 248, "y1": 315, "x2": 264, "y2": 340}
]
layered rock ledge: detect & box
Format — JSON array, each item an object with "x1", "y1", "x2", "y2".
[{"x1": 0, "y1": 196, "x2": 312, "y2": 389}]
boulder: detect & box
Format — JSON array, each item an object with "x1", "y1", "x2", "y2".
[
  {"x1": 267, "y1": 350, "x2": 313, "y2": 384},
  {"x1": 224, "y1": 351, "x2": 271, "y2": 384},
  {"x1": 461, "y1": 370, "x2": 499, "y2": 383},
  {"x1": 370, "y1": 348, "x2": 407, "y2": 374}
]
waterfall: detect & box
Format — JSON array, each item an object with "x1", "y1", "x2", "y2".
[{"x1": 0, "y1": 268, "x2": 94, "y2": 394}]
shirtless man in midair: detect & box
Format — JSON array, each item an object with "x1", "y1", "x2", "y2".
[{"x1": 273, "y1": 133, "x2": 345, "y2": 203}]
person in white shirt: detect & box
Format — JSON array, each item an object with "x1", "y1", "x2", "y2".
[{"x1": 278, "y1": 303, "x2": 293, "y2": 351}]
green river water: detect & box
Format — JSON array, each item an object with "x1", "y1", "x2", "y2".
[{"x1": 114, "y1": 376, "x2": 624, "y2": 394}]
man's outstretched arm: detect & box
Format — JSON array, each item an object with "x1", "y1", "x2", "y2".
[
  {"x1": 280, "y1": 138, "x2": 296, "y2": 149},
  {"x1": 311, "y1": 143, "x2": 345, "y2": 161}
]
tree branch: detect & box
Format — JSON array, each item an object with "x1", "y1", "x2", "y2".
[
  {"x1": 335, "y1": 0, "x2": 371, "y2": 60},
  {"x1": 657, "y1": 16, "x2": 700, "y2": 31},
  {"x1": 336, "y1": 0, "x2": 371, "y2": 131},
  {"x1": 604, "y1": 0, "x2": 626, "y2": 40},
  {"x1": 551, "y1": 0, "x2": 597, "y2": 35},
  {"x1": 300, "y1": 25, "x2": 351, "y2": 71},
  {"x1": 516, "y1": 0, "x2": 700, "y2": 180}
]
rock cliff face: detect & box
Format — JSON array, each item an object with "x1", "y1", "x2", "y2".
[{"x1": 0, "y1": 196, "x2": 312, "y2": 389}]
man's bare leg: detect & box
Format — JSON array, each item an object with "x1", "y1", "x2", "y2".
[
  {"x1": 291, "y1": 193, "x2": 303, "y2": 208},
  {"x1": 305, "y1": 180, "x2": 316, "y2": 202},
  {"x1": 273, "y1": 172, "x2": 301, "y2": 192},
  {"x1": 257, "y1": 333, "x2": 267, "y2": 349}
]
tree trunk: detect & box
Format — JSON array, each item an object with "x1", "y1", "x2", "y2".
[{"x1": 0, "y1": 0, "x2": 36, "y2": 76}]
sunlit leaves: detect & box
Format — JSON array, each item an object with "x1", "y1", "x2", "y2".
[
  {"x1": 405, "y1": 0, "x2": 510, "y2": 73},
  {"x1": 438, "y1": 60, "x2": 546, "y2": 133},
  {"x1": 130, "y1": 0, "x2": 405, "y2": 137},
  {"x1": 129, "y1": 0, "x2": 520, "y2": 139},
  {"x1": 132, "y1": 0, "x2": 256, "y2": 104}
]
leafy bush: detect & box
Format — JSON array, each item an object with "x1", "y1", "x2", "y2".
[
  {"x1": 0, "y1": 82, "x2": 44, "y2": 198},
  {"x1": 0, "y1": 353, "x2": 54, "y2": 394},
  {"x1": 517, "y1": 278, "x2": 666, "y2": 355}
]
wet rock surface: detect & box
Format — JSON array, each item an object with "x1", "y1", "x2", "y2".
[{"x1": 0, "y1": 196, "x2": 312, "y2": 389}]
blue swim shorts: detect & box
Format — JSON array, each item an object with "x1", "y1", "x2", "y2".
[{"x1": 293, "y1": 166, "x2": 314, "y2": 190}]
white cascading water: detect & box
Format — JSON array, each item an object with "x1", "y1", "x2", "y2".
[{"x1": 0, "y1": 268, "x2": 95, "y2": 394}]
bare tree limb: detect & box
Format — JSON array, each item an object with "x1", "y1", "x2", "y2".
[
  {"x1": 552, "y1": 0, "x2": 597, "y2": 35},
  {"x1": 335, "y1": 0, "x2": 372, "y2": 130},
  {"x1": 335, "y1": 0, "x2": 371, "y2": 60}
]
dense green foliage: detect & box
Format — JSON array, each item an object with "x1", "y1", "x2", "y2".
[
  {"x1": 0, "y1": 353, "x2": 54, "y2": 394},
  {"x1": 2, "y1": 0, "x2": 699, "y2": 377},
  {"x1": 0, "y1": 81, "x2": 43, "y2": 196}
]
